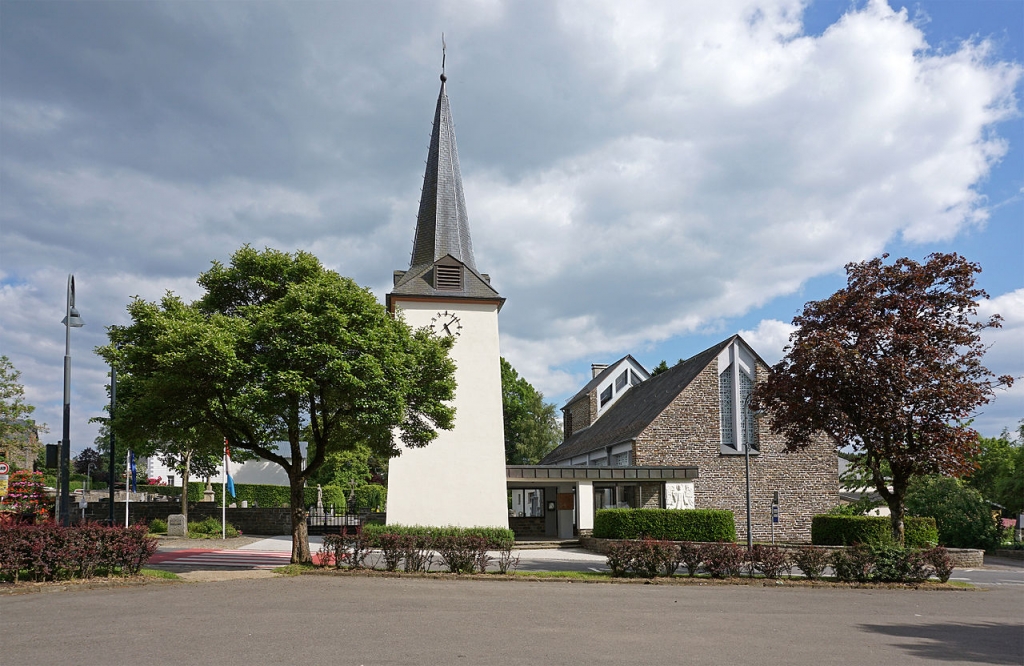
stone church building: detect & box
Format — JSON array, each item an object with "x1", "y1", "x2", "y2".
[
  {"x1": 541, "y1": 336, "x2": 837, "y2": 543},
  {"x1": 379, "y1": 65, "x2": 836, "y2": 542}
]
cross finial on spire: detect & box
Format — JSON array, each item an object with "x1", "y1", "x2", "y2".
[{"x1": 441, "y1": 33, "x2": 447, "y2": 81}]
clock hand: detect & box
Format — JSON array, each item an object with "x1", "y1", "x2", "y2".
[{"x1": 443, "y1": 323, "x2": 451, "y2": 335}]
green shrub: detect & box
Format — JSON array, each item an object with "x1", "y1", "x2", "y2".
[
  {"x1": 318, "y1": 485, "x2": 348, "y2": 513},
  {"x1": 906, "y1": 475, "x2": 1000, "y2": 549},
  {"x1": 188, "y1": 517, "x2": 239, "y2": 538},
  {"x1": 350, "y1": 484, "x2": 387, "y2": 512},
  {"x1": 811, "y1": 515, "x2": 937, "y2": 548},
  {"x1": 904, "y1": 517, "x2": 939, "y2": 549},
  {"x1": 149, "y1": 518, "x2": 168, "y2": 534},
  {"x1": 362, "y1": 524, "x2": 514, "y2": 547},
  {"x1": 593, "y1": 509, "x2": 736, "y2": 542},
  {"x1": 182, "y1": 481, "x2": 319, "y2": 508}
]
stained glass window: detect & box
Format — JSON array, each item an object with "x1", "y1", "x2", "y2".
[{"x1": 720, "y1": 366, "x2": 735, "y2": 448}]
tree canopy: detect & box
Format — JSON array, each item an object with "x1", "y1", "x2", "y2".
[
  {"x1": 966, "y1": 422, "x2": 1024, "y2": 516},
  {"x1": 98, "y1": 246, "x2": 457, "y2": 562},
  {"x1": 750, "y1": 253, "x2": 1013, "y2": 544},
  {"x1": 0, "y1": 356, "x2": 43, "y2": 469},
  {"x1": 501, "y1": 358, "x2": 561, "y2": 464}
]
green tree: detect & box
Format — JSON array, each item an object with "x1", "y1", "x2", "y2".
[
  {"x1": 967, "y1": 422, "x2": 1024, "y2": 515},
  {"x1": 98, "y1": 246, "x2": 456, "y2": 563},
  {"x1": 155, "y1": 425, "x2": 225, "y2": 521},
  {"x1": 72, "y1": 447, "x2": 102, "y2": 477},
  {"x1": 501, "y1": 358, "x2": 561, "y2": 464},
  {"x1": 309, "y1": 444, "x2": 373, "y2": 490},
  {"x1": 649, "y1": 359, "x2": 684, "y2": 377},
  {"x1": 751, "y1": 253, "x2": 1013, "y2": 545},
  {"x1": 905, "y1": 475, "x2": 1000, "y2": 549},
  {"x1": 0, "y1": 356, "x2": 44, "y2": 468}
]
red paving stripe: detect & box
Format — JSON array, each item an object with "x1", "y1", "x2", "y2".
[{"x1": 150, "y1": 549, "x2": 293, "y2": 568}]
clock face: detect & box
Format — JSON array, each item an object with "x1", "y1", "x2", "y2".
[{"x1": 430, "y1": 310, "x2": 463, "y2": 338}]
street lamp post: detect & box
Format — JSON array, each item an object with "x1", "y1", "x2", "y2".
[
  {"x1": 59, "y1": 274, "x2": 84, "y2": 526},
  {"x1": 108, "y1": 359, "x2": 116, "y2": 525}
]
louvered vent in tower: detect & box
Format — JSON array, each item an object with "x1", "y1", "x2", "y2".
[{"x1": 435, "y1": 265, "x2": 462, "y2": 291}]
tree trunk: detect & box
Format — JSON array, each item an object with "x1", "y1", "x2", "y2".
[
  {"x1": 290, "y1": 478, "x2": 311, "y2": 564},
  {"x1": 889, "y1": 499, "x2": 906, "y2": 546}
]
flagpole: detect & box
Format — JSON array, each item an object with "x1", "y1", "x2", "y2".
[
  {"x1": 222, "y1": 446, "x2": 227, "y2": 540},
  {"x1": 125, "y1": 450, "x2": 130, "y2": 527}
]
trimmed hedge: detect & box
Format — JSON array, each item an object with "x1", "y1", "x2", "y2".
[
  {"x1": 811, "y1": 515, "x2": 938, "y2": 548},
  {"x1": 0, "y1": 523, "x2": 157, "y2": 582},
  {"x1": 361, "y1": 524, "x2": 515, "y2": 546},
  {"x1": 593, "y1": 509, "x2": 736, "y2": 542}
]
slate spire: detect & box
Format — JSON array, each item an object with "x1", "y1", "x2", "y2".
[{"x1": 409, "y1": 73, "x2": 477, "y2": 272}]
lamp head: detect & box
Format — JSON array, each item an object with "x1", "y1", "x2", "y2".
[{"x1": 62, "y1": 306, "x2": 85, "y2": 328}]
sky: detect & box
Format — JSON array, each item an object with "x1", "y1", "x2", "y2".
[{"x1": 1, "y1": 0, "x2": 1021, "y2": 457}]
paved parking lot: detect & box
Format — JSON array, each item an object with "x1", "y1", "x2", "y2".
[{"x1": 5, "y1": 574, "x2": 1021, "y2": 665}]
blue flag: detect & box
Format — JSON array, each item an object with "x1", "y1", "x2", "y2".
[
  {"x1": 129, "y1": 451, "x2": 137, "y2": 492},
  {"x1": 226, "y1": 473, "x2": 236, "y2": 498}
]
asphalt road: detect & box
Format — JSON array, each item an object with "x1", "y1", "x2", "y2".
[{"x1": 4, "y1": 576, "x2": 1021, "y2": 665}]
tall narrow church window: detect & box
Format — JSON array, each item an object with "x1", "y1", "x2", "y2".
[
  {"x1": 739, "y1": 371, "x2": 759, "y2": 451},
  {"x1": 435, "y1": 265, "x2": 462, "y2": 290},
  {"x1": 720, "y1": 352, "x2": 758, "y2": 454},
  {"x1": 719, "y1": 368, "x2": 735, "y2": 448}
]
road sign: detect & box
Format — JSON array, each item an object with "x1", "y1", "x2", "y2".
[
  {"x1": 0, "y1": 462, "x2": 8, "y2": 474},
  {"x1": 0, "y1": 474, "x2": 8, "y2": 496},
  {"x1": 771, "y1": 504, "x2": 779, "y2": 524}
]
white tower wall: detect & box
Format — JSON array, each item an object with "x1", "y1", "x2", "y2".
[{"x1": 386, "y1": 300, "x2": 509, "y2": 528}]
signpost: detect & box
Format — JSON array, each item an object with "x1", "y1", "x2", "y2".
[
  {"x1": 771, "y1": 491, "x2": 780, "y2": 545},
  {"x1": 0, "y1": 461, "x2": 8, "y2": 498}
]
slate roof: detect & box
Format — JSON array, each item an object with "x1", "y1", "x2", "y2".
[
  {"x1": 563, "y1": 355, "x2": 647, "y2": 408},
  {"x1": 390, "y1": 73, "x2": 501, "y2": 305},
  {"x1": 410, "y1": 74, "x2": 476, "y2": 271},
  {"x1": 391, "y1": 257, "x2": 500, "y2": 300},
  {"x1": 541, "y1": 337, "x2": 736, "y2": 464}
]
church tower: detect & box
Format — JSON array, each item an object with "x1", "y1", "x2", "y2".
[{"x1": 385, "y1": 69, "x2": 508, "y2": 528}]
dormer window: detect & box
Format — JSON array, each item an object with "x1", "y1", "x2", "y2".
[
  {"x1": 435, "y1": 264, "x2": 462, "y2": 290},
  {"x1": 599, "y1": 385, "x2": 613, "y2": 407},
  {"x1": 615, "y1": 371, "x2": 628, "y2": 391}
]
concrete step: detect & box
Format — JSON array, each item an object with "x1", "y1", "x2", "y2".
[{"x1": 513, "y1": 539, "x2": 581, "y2": 549}]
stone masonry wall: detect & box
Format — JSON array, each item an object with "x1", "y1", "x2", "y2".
[
  {"x1": 633, "y1": 361, "x2": 837, "y2": 543},
  {"x1": 82, "y1": 501, "x2": 293, "y2": 535},
  {"x1": 640, "y1": 482, "x2": 662, "y2": 509},
  {"x1": 564, "y1": 394, "x2": 594, "y2": 439}
]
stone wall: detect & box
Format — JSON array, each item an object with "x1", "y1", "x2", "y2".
[
  {"x1": 82, "y1": 501, "x2": 293, "y2": 535},
  {"x1": 639, "y1": 482, "x2": 662, "y2": 509},
  {"x1": 509, "y1": 516, "x2": 546, "y2": 538},
  {"x1": 563, "y1": 394, "x2": 594, "y2": 440},
  {"x1": 633, "y1": 361, "x2": 837, "y2": 543}
]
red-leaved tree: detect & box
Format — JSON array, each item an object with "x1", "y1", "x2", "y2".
[{"x1": 751, "y1": 253, "x2": 1013, "y2": 544}]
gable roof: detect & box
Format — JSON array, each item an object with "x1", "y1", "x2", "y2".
[
  {"x1": 562, "y1": 354, "x2": 647, "y2": 408},
  {"x1": 541, "y1": 337, "x2": 735, "y2": 464},
  {"x1": 390, "y1": 255, "x2": 500, "y2": 300}
]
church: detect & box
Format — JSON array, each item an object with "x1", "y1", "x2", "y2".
[
  {"x1": 384, "y1": 69, "x2": 509, "y2": 529},
  {"x1": 383, "y1": 67, "x2": 836, "y2": 542}
]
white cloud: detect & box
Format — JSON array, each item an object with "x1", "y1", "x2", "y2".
[
  {"x1": 738, "y1": 319, "x2": 796, "y2": 364},
  {"x1": 0, "y1": 0, "x2": 1019, "y2": 447},
  {"x1": 974, "y1": 289, "x2": 1024, "y2": 436}
]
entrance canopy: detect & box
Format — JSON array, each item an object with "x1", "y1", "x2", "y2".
[{"x1": 505, "y1": 465, "x2": 699, "y2": 539}]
